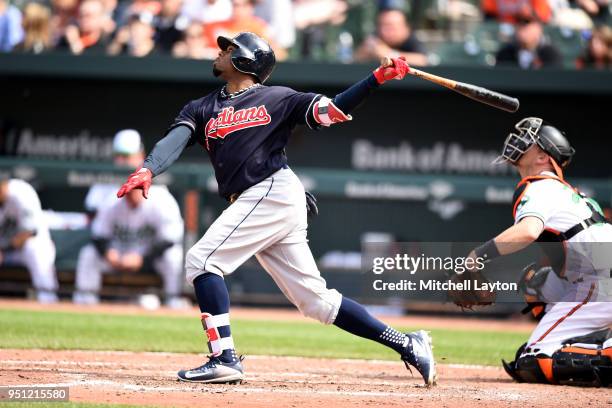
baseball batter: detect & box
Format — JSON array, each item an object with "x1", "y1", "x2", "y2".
[
  {"x1": 467, "y1": 117, "x2": 612, "y2": 386},
  {"x1": 73, "y1": 186, "x2": 184, "y2": 307},
  {"x1": 117, "y1": 32, "x2": 435, "y2": 385},
  {"x1": 0, "y1": 177, "x2": 58, "y2": 303}
]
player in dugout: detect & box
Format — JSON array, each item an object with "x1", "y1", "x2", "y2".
[
  {"x1": 0, "y1": 175, "x2": 58, "y2": 303},
  {"x1": 74, "y1": 128, "x2": 187, "y2": 308}
]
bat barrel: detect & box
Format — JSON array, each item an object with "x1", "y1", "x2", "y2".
[{"x1": 454, "y1": 82, "x2": 520, "y2": 113}]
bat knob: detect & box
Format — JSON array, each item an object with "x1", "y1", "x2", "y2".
[{"x1": 380, "y1": 56, "x2": 393, "y2": 68}]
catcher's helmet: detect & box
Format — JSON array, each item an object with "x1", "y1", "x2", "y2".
[
  {"x1": 217, "y1": 32, "x2": 276, "y2": 83},
  {"x1": 494, "y1": 117, "x2": 575, "y2": 167}
]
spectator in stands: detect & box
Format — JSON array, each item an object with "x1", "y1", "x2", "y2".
[
  {"x1": 292, "y1": 0, "x2": 348, "y2": 60},
  {"x1": 293, "y1": 0, "x2": 348, "y2": 29},
  {"x1": 575, "y1": 0, "x2": 611, "y2": 24},
  {"x1": 0, "y1": 0, "x2": 24, "y2": 52},
  {"x1": 58, "y1": 0, "x2": 113, "y2": 54},
  {"x1": 100, "y1": 0, "x2": 119, "y2": 35},
  {"x1": 548, "y1": 0, "x2": 593, "y2": 30},
  {"x1": 430, "y1": 0, "x2": 482, "y2": 26},
  {"x1": 84, "y1": 129, "x2": 146, "y2": 220},
  {"x1": 203, "y1": 0, "x2": 269, "y2": 50},
  {"x1": 73, "y1": 185, "x2": 186, "y2": 308},
  {"x1": 201, "y1": 0, "x2": 288, "y2": 59},
  {"x1": 115, "y1": 0, "x2": 161, "y2": 27},
  {"x1": 108, "y1": 12, "x2": 161, "y2": 56},
  {"x1": 0, "y1": 176, "x2": 58, "y2": 303},
  {"x1": 254, "y1": 0, "x2": 296, "y2": 51},
  {"x1": 172, "y1": 22, "x2": 214, "y2": 59},
  {"x1": 495, "y1": 15, "x2": 562, "y2": 68},
  {"x1": 50, "y1": 0, "x2": 79, "y2": 46},
  {"x1": 181, "y1": 0, "x2": 232, "y2": 24},
  {"x1": 576, "y1": 25, "x2": 612, "y2": 69},
  {"x1": 355, "y1": 8, "x2": 428, "y2": 66},
  {"x1": 482, "y1": 0, "x2": 551, "y2": 24},
  {"x1": 15, "y1": 3, "x2": 52, "y2": 54},
  {"x1": 154, "y1": 0, "x2": 189, "y2": 53}
]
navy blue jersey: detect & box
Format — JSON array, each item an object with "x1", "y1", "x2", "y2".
[{"x1": 169, "y1": 85, "x2": 320, "y2": 199}]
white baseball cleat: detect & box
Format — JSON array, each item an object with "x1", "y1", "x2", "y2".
[
  {"x1": 177, "y1": 356, "x2": 244, "y2": 384},
  {"x1": 401, "y1": 330, "x2": 437, "y2": 386}
]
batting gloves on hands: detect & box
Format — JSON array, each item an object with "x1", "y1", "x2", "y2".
[
  {"x1": 373, "y1": 56, "x2": 410, "y2": 84},
  {"x1": 117, "y1": 167, "x2": 153, "y2": 198}
]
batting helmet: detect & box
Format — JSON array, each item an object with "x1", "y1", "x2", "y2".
[
  {"x1": 494, "y1": 117, "x2": 575, "y2": 167},
  {"x1": 217, "y1": 32, "x2": 276, "y2": 84}
]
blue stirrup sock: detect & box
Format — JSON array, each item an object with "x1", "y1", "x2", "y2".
[
  {"x1": 193, "y1": 273, "x2": 237, "y2": 363},
  {"x1": 333, "y1": 297, "x2": 407, "y2": 354}
]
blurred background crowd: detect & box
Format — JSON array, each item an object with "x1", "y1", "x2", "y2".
[{"x1": 0, "y1": 0, "x2": 610, "y2": 69}]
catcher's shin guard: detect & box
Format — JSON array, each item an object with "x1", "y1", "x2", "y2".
[
  {"x1": 503, "y1": 341, "x2": 612, "y2": 387},
  {"x1": 552, "y1": 346, "x2": 612, "y2": 386}
]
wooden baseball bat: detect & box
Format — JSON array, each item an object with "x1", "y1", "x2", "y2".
[{"x1": 381, "y1": 58, "x2": 520, "y2": 113}]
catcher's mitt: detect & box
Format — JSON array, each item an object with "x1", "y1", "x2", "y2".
[{"x1": 447, "y1": 271, "x2": 496, "y2": 309}]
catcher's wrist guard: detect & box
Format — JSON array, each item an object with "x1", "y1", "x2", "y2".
[{"x1": 473, "y1": 239, "x2": 501, "y2": 263}]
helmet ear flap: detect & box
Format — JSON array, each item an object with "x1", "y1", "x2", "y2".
[{"x1": 536, "y1": 125, "x2": 575, "y2": 169}]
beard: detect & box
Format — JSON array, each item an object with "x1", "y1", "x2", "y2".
[{"x1": 212, "y1": 66, "x2": 222, "y2": 77}]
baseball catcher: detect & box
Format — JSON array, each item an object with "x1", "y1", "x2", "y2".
[
  {"x1": 117, "y1": 32, "x2": 436, "y2": 385},
  {"x1": 464, "y1": 117, "x2": 612, "y2": 386}
]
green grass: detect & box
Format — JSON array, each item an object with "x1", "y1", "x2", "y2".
[{"x1": 0, "y1": 309, "x2": 526, "y2": 366}]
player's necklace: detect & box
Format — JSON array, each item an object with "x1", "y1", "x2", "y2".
[{"x1": 221, "y1": 83, "x2": 260, "y2": 99}]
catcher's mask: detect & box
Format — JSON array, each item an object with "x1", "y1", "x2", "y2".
[{"x1": 493, "y1": 117, "x2": 575, "y2": 172}]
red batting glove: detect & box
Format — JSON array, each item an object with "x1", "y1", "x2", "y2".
[
  {"x1": 117, "y1": 167, "x2": 152, "y2": 198},
  {"x1": 373, "y1": 56, "x2": 410, "y2": 84}
]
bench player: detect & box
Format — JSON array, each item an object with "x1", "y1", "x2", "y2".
[
  {"x1": 0, "y1": 176, "x2": 58, "y2": 303},
  {"x1": 73, "y1": 186, "x2": 185, "y2": 308},
  {"x1": 117, "y1": 32, "x2": 436, "y2": 385}
]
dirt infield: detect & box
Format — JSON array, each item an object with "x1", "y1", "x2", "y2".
[{"x1": 2, "y1": 349, "x2": 610, "y2": 408}]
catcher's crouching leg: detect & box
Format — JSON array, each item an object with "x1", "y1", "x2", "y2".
[{"x1": 503, "y1": 338, "x2": 612, "y2": 387}]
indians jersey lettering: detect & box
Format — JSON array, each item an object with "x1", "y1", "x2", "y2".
[
  {"x1": 204, "y1": 105, "x2": 272, "y2": 148},
  {"x1": 168, "y1": 85, "x2": 320, "y2": 199}
]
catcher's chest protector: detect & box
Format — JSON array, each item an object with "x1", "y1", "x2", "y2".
[{"x1": 512, "y1": 175, "x2": 610, "y2": 276}]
